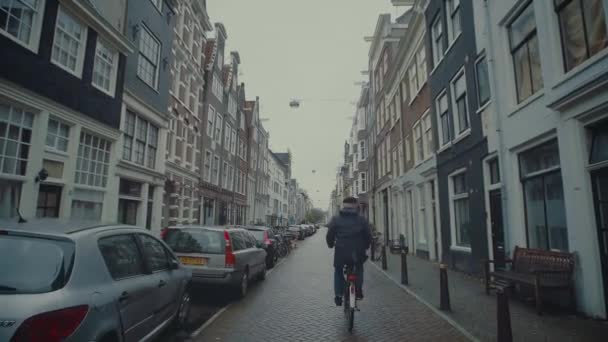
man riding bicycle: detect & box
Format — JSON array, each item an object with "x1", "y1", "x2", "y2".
[{"x1": 326, "y1": 197, "x2": 372, "y2": 306}]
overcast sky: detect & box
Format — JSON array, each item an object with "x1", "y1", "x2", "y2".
[{"x1": 208, "y1": 0, "x2": 402, "y2": 210}]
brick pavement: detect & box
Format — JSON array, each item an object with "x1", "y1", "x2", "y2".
[
  {"x1": 195, "y1": 230, "x2": 469, "y2": 342},
  {"x1": 378, "y1": 252, "x2": 608, "y2": 342}
]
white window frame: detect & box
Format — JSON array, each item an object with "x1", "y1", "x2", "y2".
[
  {"x1": 204, "y1": 150, "x2": 212, "y2": 182},
  {"x1": 417, "y1": 45, "x2": 428, "y2": 87},
  {"x1": 448, "y1": 168, "x2": 471, "y2": 252},
  {"x1": 359, "y1": 140, "x2": 366, "y2": 161},
  {"x1": 207, "y1": 105, "x2": 215, "y2": 137},
  {"x1": 405, "y1": 135, "x2": 411, "y2": 163},
  {"x1": 74, "y1": 131, "x2": 112, "y2": 189},
  {"x1": 431, "y1": 14, "x2": 444, "y2": 68},
  {"x1": 92, "y1": 39, "x2": 119, "y2": 97},
  {"x1": 137, "y1": 25, "x2": 161, "y2": 90},
  {"x1": 222, "y1": 162, "x2": 229, "y2": 188},
  {"x1": 422, "y1": 110, "x2": 433, "y2": 159},
  {"x1": 51, "y1": 6, "x2": 87, "y2": 78},
  {"x1": 435, "y1": 90, "x2": 451, "y2": 148},
  {"x1": 450, "y1": 67, "x2": 470, "y2": 138},
  {"x1": 446, "y1": 0, "x2": 462, "y2": 46},
  {"x1": 224, "y1": 123, "x2": 231, "y2": 150},
  {"x1": 45, "y1": 117, "x2": 70, "y2": 153},
  {"x1": 212, "y1": 155, "x2": 220, "y2": 185},
  {"x1": 413, "y1": 121, "x2": 423, "y2": 165},
  {"x1": 0, "y1": 0, "x2": 46, "y2": 52},
  {"x1": 230, "y1": 129, "x2": 237, "y2": 155},
  {"x1": 214, "y1": 114, "x2": 223, "y2": 143},
  {"x1": 408, "y1": 63, "x2": 418, "y2": 99}
]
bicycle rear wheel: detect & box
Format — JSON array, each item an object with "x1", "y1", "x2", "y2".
[{"x1": 348, "y1": 308, "x2": 355, "y2": 332}]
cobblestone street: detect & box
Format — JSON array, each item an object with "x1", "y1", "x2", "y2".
[{"x1": 195, "y1": 230, "x2": 468, "y2": 342}]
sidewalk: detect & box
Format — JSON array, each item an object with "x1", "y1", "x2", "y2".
[{"x1": 375, "y1": 252, "x2": 608, "y2": 342}]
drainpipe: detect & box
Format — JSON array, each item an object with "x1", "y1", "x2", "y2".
[{"x1": 482, "y1": 1, "x2": 510, "y2": 251}]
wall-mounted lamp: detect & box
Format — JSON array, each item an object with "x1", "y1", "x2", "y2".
[{"x1": 35, "y1": 169, "x2": 48, "y2": 183}]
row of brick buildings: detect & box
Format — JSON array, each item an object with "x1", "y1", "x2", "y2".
[
  {"x1": 331, "y1": 0, "x2": 608, "y2": 319},
  {"x1": 0, "y1": 0, "x2": 311, "y2": 234}
]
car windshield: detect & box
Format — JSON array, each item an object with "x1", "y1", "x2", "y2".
[
  {"x1": 0, "y1": 234, "x2": 75, "y2": 294},
  {"x1": 247, "y1": 229, "x2": 265, "y2": 241},
  {"x1": 164, "y1": 229, "x2": 225, "y2": 254}
]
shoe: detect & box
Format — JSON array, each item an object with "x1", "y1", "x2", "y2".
[
  {"x1": 356, "y1": 290, "x2": 363, "y2": 300},
  {"x1": 334, "y1": 296, "x2": 343, "y2": 306}
]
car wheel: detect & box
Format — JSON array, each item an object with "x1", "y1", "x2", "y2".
[
  {"x1": 174, "y1": 289, "x2": 191, "y2": 330},
  {"x1": 259, "y1": 263, "x2": 267, "y2": 281},
  {"x1": 238, "y1": 270, "x2": 249, "y2": 298}
]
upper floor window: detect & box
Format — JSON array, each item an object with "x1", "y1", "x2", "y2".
[
  {"x1": 422, "y1": 112, "x2": 433, "y2": 158},
  {"x1": 555, "y1": 0, "x2": 608, "y2": 72},
  {"x1": 0, "y1": 0, "x2": 44, "y2": 50},
  {"x1": 206, "y1": 105, "x2": 215, "y2": 137},
  {"x1": 436, "y1": 91, "x2": 451, "y2": 146},
  {"x1": 451, "y1": 70, "x2": 469, "y2": 135},
  {"x1": 214, "y1": 114, "x2": 222, "y2": 142},
  {"x1": 203, "y1": 150, "x2": 212, "y2": 182},
  {"x1": 92, "y1": 40, "x2": 118, "y2": 96},
  {"x1": 212, "y1": 155, "x2": 220, "y2": 185},
  {"x1": 408, "y1": 63, "x2": 418, "y2": 100},
  {"x1": 446, "y1": 0, "x2": 461, "y2": 44},
  {"x1": 450, "y1": 171, "x2": 471, "y2": 249},
  {"x1": 46, "y1": 118, "x2": 69, "y2": 152},
  {"x1": 475, "y1": 54, "x2": 491, "y2": 107},
  {"x1": 212, "y1": 74, "x2": 223, "y2": 101},
  {"x1": 414, "y1": 121, "x2": 423, "y2": 164},
  {"x1": 417, "y1": 46, "x2": 428, "y2": 87},
  {"x1": 228, "y1": 95, "x2": 237, "y2": 117},
  {"x1": 150, "y1": 0, "x2": 162, "y2": 12},
  {"x1": 230, "y1": 129, "x2": 236, "y2": 155},
  {"x1": 431, "y1": 14, "x2": 444, "y2": 67},
  {"x1": 359, "y1": 140, "x2": 366, "y2": 160},
  {"x1": 224, "y1": 123, "x2": 231, "y2": 150},
  {"x1": 137, "y1": 25, "x2": 161, "y2": 89},
  {"x1": 52, "y1": 7, "x2": 87, "y2": 77},
  {"x1": 123, "y1": 111, "x2": 159, "y2": 169},
  {"x1": 509, "y1": 3, "x2": 543, "y2": 103}
]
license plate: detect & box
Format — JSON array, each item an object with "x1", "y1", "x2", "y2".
[{"x1": 179, "y1": 256, "x2": 207, "y2": 266}]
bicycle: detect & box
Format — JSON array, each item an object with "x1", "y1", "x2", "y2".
[{"x1": 343, "y1": 263, "x2": 359, "y2": 332}]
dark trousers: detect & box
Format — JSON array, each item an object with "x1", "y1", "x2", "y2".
[{"x1": 334, "y1": 264, "x2": 364, "y2": 297}]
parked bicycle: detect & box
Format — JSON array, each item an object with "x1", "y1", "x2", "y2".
[{"x1": 371, "y1": 232, "x2": 383, "y2": 261}]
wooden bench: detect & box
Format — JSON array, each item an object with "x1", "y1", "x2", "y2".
[{"x1": 484, "y1": 246, "x2": 576, "y2": 314}]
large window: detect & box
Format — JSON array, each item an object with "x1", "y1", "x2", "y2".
[
  {"x1": 414, "y1": 121, "x2": 423, "y2": 164},
  {"x1": 207, "y1": 105, "x2": 215, "y2": 137},
  {"x1": 431, "y1": 14, "x2": 444, "y2": 67},
  {"x1": 212, "y1": 74, "x2": 223, "y2": 101},
  {"x1": 231, "y1": 129, "x2": 236, "y2": 154},
  {"x1": 450, "y1": 171, "x2": 470, "y2": 248},
  {"x1": 422, "y1": 112, "x2": 433, "y2": 158},
  {"x1": 417, "y1": 46, "x2": 428, "y2": 87},
  {"x1": 475, "y1": 54, "x2": 491, "y2": 107},
  {"x1": 137, "y1": 25, "x2": 161, "y2": 89},
  {"x1": 451, "y1": 70, "x2": 469, "y2": 135},
  {"x1": 408, "y1": 63, "x2": 418, "y2": 99},
  {"x1": 359, "y1": 140, "x2": 366, "y2": 160},
  {"x1": 75, "y1": 131, "x2": 111, "y2": 188},
  {"x1": 92, "y1": 40, "x2": 118, "y2": 96},
  {"x1": 214, "y1": 114, "x2": 222, "y2": 142},
  {"x1": 46, "y1": 118, "x2": 69, "y2": 152},
  {"x1": 224, "y1": 123, "x2": 231, "y2": 150},
  {"x1": 0, "y1": 103, "x2": 33, "y2": 176},
  {"x1": 212, "y1": 155, "x2": 220, "y2": 185},
  {"x1": 222, "y1": 162, "x2": 229, "y2": 189},
  {"x1": 520, "y1": 140, "x2": 568, "y2": 251},
  {"x1": 71, "y1": 188, "x2": 103, "y2": 220},
  {"x1": 360, "y1": 172, "x2": 367, "y2": 192},
  {"x1": 436, "y1": 92, "x2": 451, "y2": 146},
  {"x1": 0, "y1": 0, "x2": 43, "y2": 49},
  {"x1": 204, "y1": 150, "x2": 212, "y2": 182},
  {"x1": 556, "y1": 0, "x2": 608, "y2": 71},
  {"x1": 446, "y1": 0, "x2": 461, "y2": 44},
  {"x1": 123, "y1": 111, "x2": 158, "y2": 169},
  {"x1": 51, "y1": 7, "x2": 86, "y2": 76},
  {"x1": 509, "y1": 3, "x2": 543, "y2": 103}
]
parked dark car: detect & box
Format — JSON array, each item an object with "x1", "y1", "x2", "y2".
[
  {"x1": 288, "y1": 225, "x2": 304, "y2": 240},
  {"x1": 245, "y1": 226, "x2": 278, "y2": 268}
]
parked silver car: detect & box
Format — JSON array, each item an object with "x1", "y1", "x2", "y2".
[
  {"x1": 0, "y1": 219, "x2": 192, "y2": 342},
  {"x1": 162, "y1": 225, "x2": 267, "y2": 298}
]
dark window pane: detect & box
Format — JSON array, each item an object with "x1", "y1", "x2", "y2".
[
  {"x1": 559, "y1": 0, "x2": 588, "y2": 70},
  {"x1": 584, "y1": 0, "x2": 608, "y2": 56},
  {"x1": 476, "y1": 56, "x2": 491, "y2": 106},
  {"x1": 509, "y1": 4, "x2": 536, "y2": 48},
  {"x1": 139, "y1": 235, "x2": 169, "y2": 272},
  {"x1": 98, "y1": 235, "x2": 145, "y2": 280},
  {"x1": 524, "y1": 177, "x2": 548, "y2": 250},
  {"x1": 519, "y1": 140, "x2": 561, "y2": 177},
  {"x1": 489, "y1": 159, "x2": 501, "y2": 184},
  {"x1": 513, "y1": 45, "x2": 533, "y2": 102},
  {"x1": 590, "y1": 125, "x2": 608, "y2": 164},
  {"x1": 545, "y1": 172, "x2": 568, "y2": 251},
  {"x1": 119, "y1": 179, "x2": 142, "y2": 197},
  {"x1": 528, "y1": 36, "x2": 543, "y2": 93}
]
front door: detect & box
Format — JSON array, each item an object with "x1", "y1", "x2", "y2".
[
  {"x1": 489, "y1": 190, "x2": 506, "y2": 269},
  {"x1": 36, "y1": 184, "x2": 62, "y2": 218},
  {"x1": 592, "y1": 168, "x2": 608, "y2": 314}
]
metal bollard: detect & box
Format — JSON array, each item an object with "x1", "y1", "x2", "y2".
[
  {"x1": 439, "y1": 264, "x2": 451, "y2": 311},
  {"x1": 400, "y1": 248, "x2": 409, "y2": 285},
  {"x1": 381, "y1": 245, "x2": 388, "y2": 270},
  {"x1": 497, "y1": 287, "x2": 513, "y2": 342}
]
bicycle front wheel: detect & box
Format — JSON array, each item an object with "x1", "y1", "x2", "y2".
[{"x1": 348, "y1": 308, "x2": 355, "y2": 332}]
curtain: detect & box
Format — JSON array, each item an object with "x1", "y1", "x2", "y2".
[
  {"x1": 586, "y1": 0, "x2": 608, "y2": 55},
  {"x1": 561, "y1": 0, "x2": 587, "y2": 70}
]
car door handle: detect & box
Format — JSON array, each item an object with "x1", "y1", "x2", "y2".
[
  {"x1": 158, "y1": 280, "x2": 167, "y2": 288},
  {"x1": 118, "y1": 291, "x2": 129, "y2": 302}
]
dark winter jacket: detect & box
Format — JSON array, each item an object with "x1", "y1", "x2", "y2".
[{"x1": 326, "y1": 208, "x2": 372, "y2": 267}]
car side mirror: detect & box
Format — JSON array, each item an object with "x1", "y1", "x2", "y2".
[{"x1": 169, "y1": 259, "x2": 180, "y2": 270}]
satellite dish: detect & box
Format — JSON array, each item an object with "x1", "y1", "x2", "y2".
[{"x1": 289, "y1": 100, "x2": 300, "y2": 108}]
